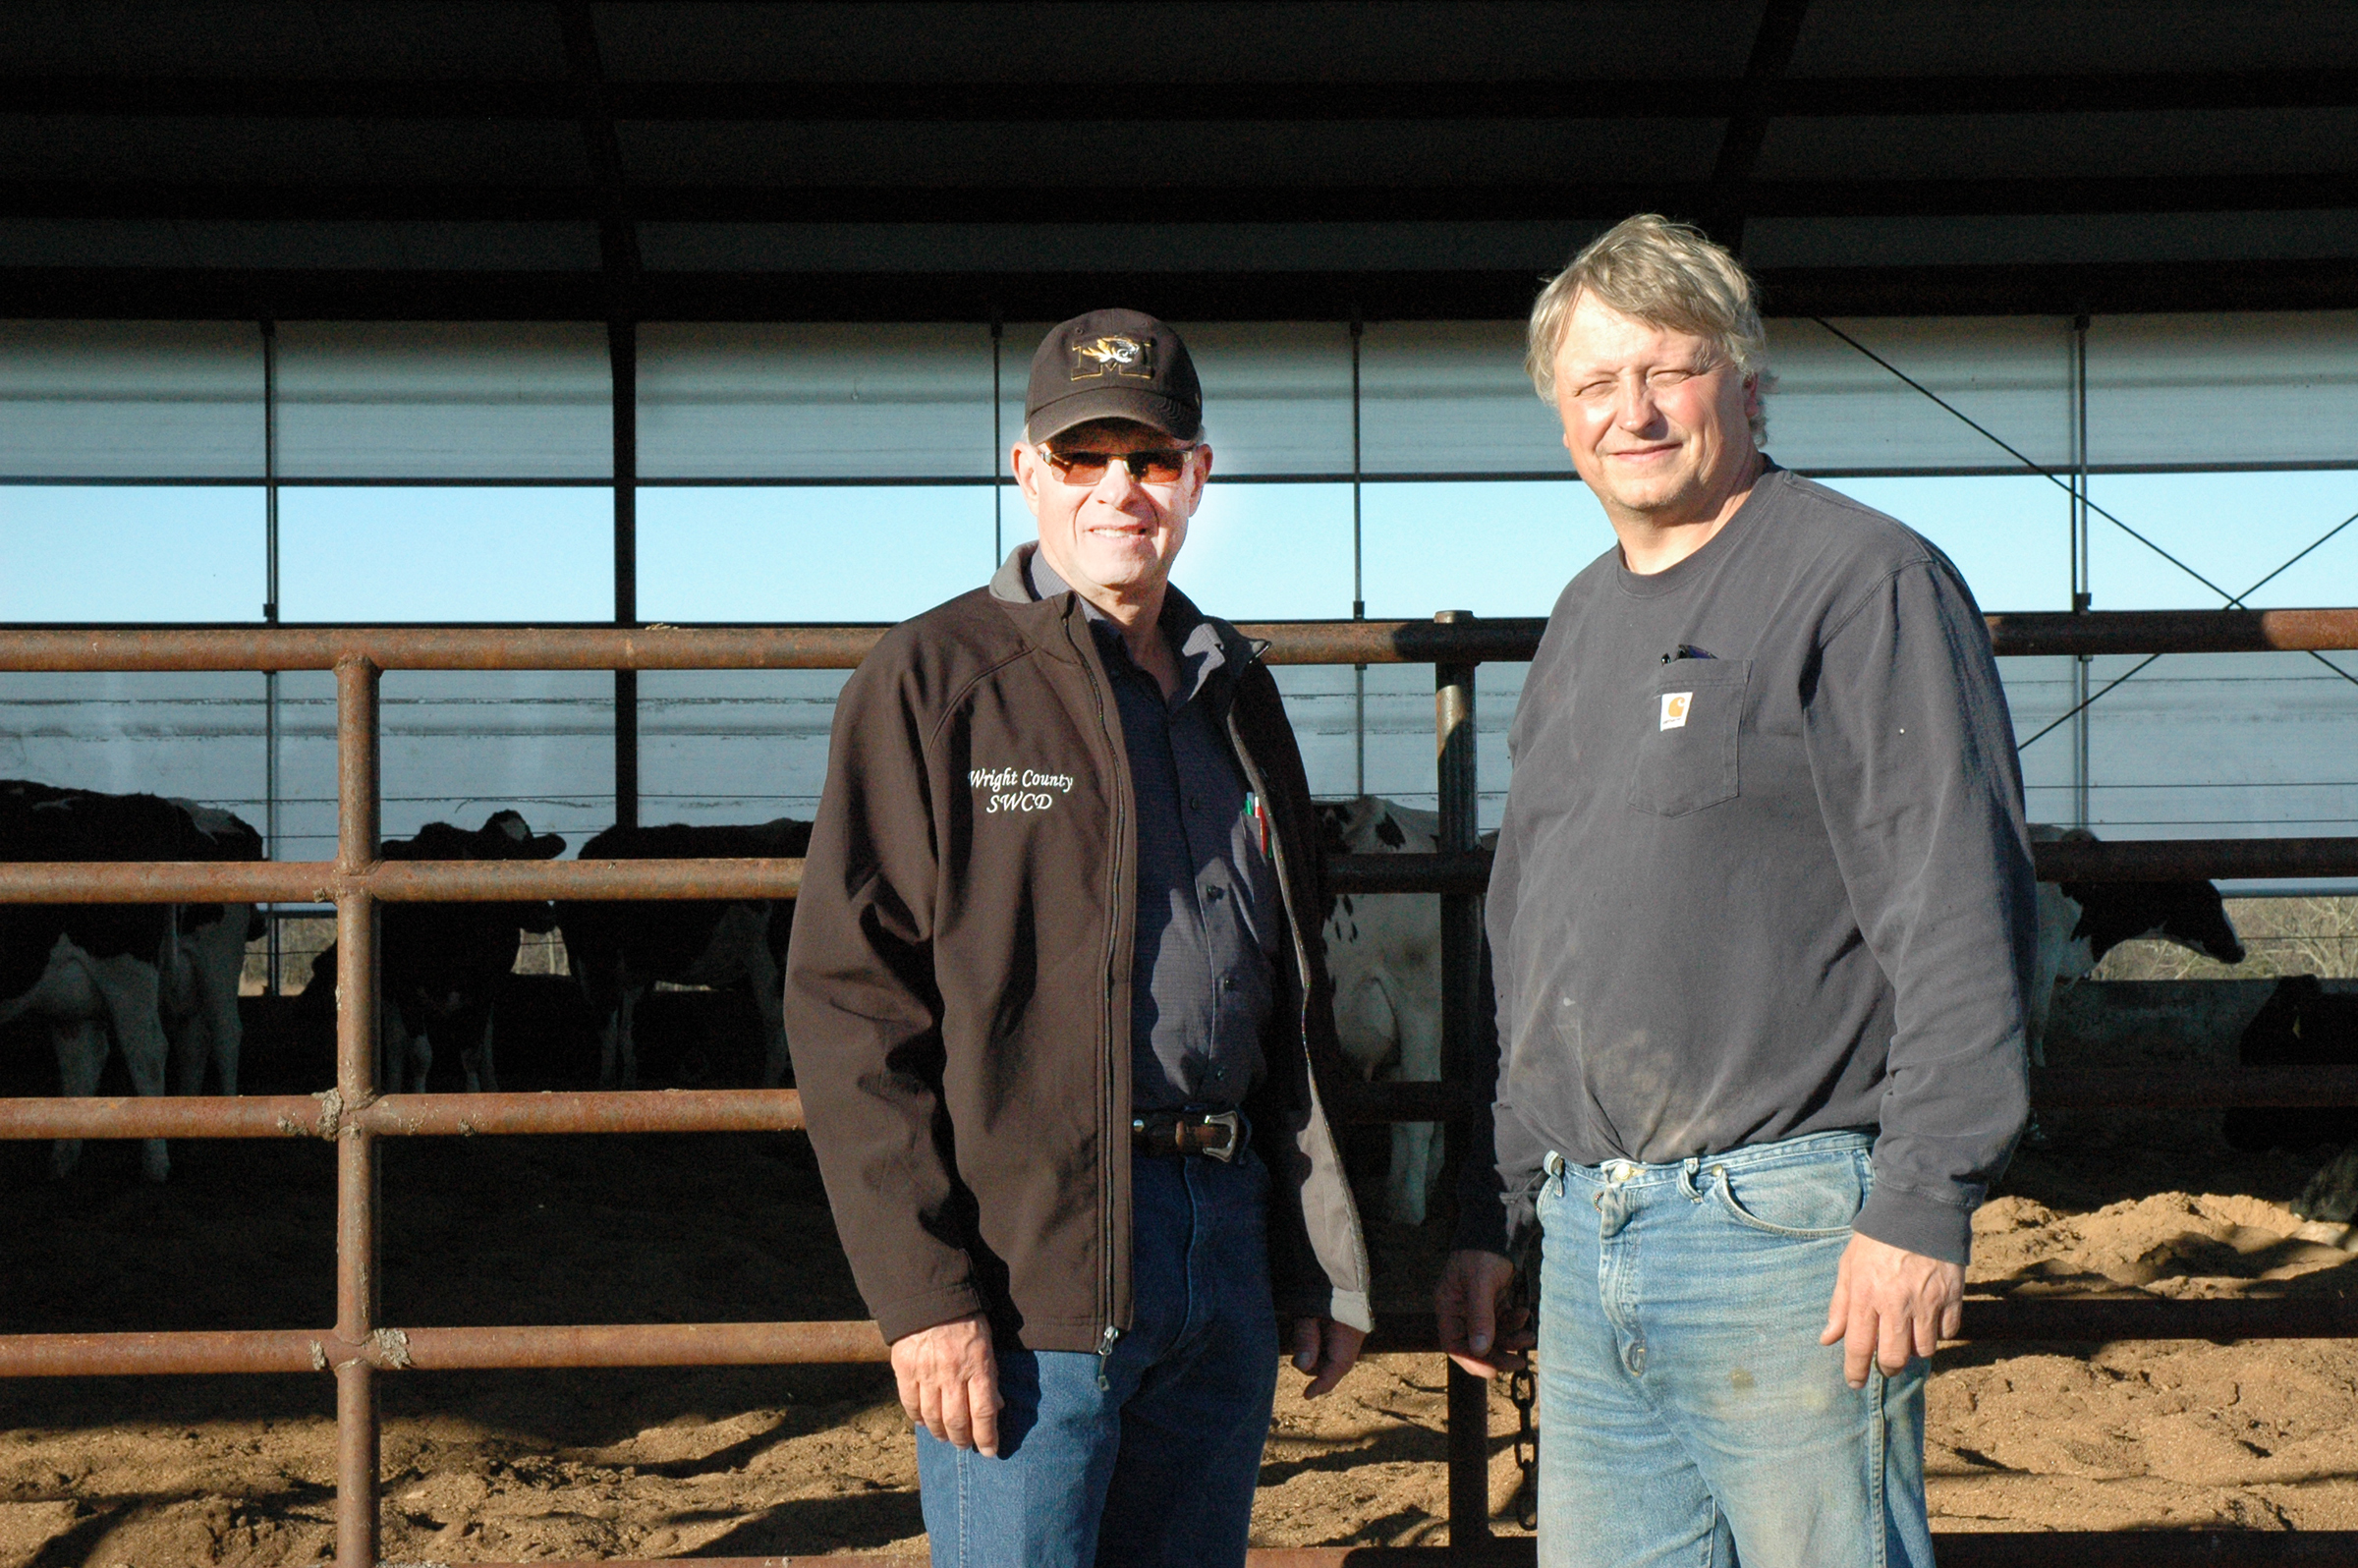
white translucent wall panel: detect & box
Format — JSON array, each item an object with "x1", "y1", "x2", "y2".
[
  {"x1": 2090, "y1": 312, "x2": 2358, "y2": 471},
  {"x1": 640, "y1": 323, "x2": 993, "y2": 478},
  {"x1": 1274, "y1": 652, "x2": 2355, "y2": 852},
  {"x1": 0, "y1": 487, "x2": 264, "y2": 621},
  {"x1": 1361, "y1": 480, "x2": 1612, "y2": 618},
  {"x1": 2005, "y1": 652, "x2": 2358, "y2": 841},
  {"x1": 1815, "y1": 475, "x2": 2070, "y2": 612},
  {"x1": 1360, "y1": 322, "x2": 1566, "y2": 475},
  {"x1": 2085, "y1": 470, "x2": 2358, "y2": 610},
  {"x1": 639, "y1": 670, "x2": 849, "y2": 827},
  {"x1": 996, "y1": 321, "x2": 1052, "y2": 464},
  {"x1": 365, "y1": 672, "x2": 614, "y2": 858},
  {"x1": 0, "y1": 321, "x2": 262, "y2": 477},
  {"x1": 1174, "y1": 323, "x2": 1352, "y2": 476},
  {"x1": 1174, "y1": 483, "x2": 1353, "y2": 619},
  {"x1": 0, "y1": 673, "x2": 265, "y2": 809},
  {"x1": 639, "y1": 486, "x2": 996, "y2": 622},
  {"x1": 276, "y1": 323, "x2": 610, "y2": 478},
  {"x1": 1272, "y1": 662, "x2": 1520, "y2": 830},
  {"x1": 278, "y1": 488, "x2": 613, "y2": 621},
  {"x1": 1764, "y1": 316, "x2": 2074, "y2": 475}
]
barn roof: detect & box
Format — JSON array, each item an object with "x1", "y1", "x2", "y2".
[{"x1": 4, "y1": 0, "x2": 2356, "y2": 320}]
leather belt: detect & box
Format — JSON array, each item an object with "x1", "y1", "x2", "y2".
[{"x1": 1132, "y1": 1108, "x2": 1242, "y2": 1161}]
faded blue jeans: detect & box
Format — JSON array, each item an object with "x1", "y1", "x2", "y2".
[
  {"x1": 916, "y1": 1146, "x2": 1280, "y2": 1568},
  {"x1": 1535, "y1": 1131, "x2": 1935, "y2": 1568}
]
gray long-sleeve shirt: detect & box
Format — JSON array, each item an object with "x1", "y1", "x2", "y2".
[{"x1": 1468, "y1": 468, "x2": 2036, "y2": 1264}]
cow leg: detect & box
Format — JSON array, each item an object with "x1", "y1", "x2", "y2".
[
  {"x1": 47, "y1": 1017, "x2": 105, "y2": 1179},
  {"x1": 613, "y1": 984, "x2": 644, "y2": 1092},
  {"x1": 1387, "y1": 996, "x2": 1446, "y2": 1228},
  {"x1": 594, "y1": 1003, "x2": 621, "y2": 1090},
  {"x1": 206, "y1": 914, "x2": 246, "y2": 1094},
  {"x1": 382, "y1": 995, "x2": 430, "y2": 1095},
  {"x1": 379, "y1": 994, "x2": 404, "y2": 1094},
  {"x1": 462, "y1": 1007, "x2": 499, "y2": 1095},
  {"x1": 92, "y1": 955, "x2": 172, "y2": 1183},
  {"x1": 169, "y1": 1002, "x2": 212, "y2": 1096},
  {"x1": 744, "y1": 940, "x2": 789, "y2": 1088}
]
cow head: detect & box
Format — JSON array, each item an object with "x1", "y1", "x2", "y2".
[
  {"x1": 2063, "y1": 879, "x2": 2246, "y2": 967},
  {"x1": 1316, "y1": 796, "x2": 1440, "y2": 856}
]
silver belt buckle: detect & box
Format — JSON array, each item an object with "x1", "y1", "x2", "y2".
[{"x1": 1202, "y1": 1109, "x2": 1241, "y2": 1161}]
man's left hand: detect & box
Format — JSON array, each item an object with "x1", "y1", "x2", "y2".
[
  {"x1": 1819, "y1": 1232, "x2": 1964, "y2": 1389},
  {"x1": 1290, "y1": 1316, "x2": 1366, "y2": 1399}
]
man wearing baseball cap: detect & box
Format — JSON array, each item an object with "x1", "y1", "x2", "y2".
[{"x1": 788, "y1": 310, "x2": 1371, "y2": 1566}]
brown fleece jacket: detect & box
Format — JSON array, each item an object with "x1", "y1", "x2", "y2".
[{"x1": 784, "y1": 550, "x2": 1372, "y2": 1353}]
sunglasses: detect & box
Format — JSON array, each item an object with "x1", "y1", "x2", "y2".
[{"x1": 1038, "y1": 444, "x2": 1200, "y2": 485}]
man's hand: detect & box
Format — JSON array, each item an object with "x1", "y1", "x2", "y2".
[
  {"x1": 890, "y1": 1312, "x2": 1003, "y2": 1456},
  {"x1": 1819, "y1": 1232, "x2": 1964, "y2": 1389},
  {"x1": 1290, "y1": 1316, "x2": 1367, "y2": 1399},
  {"x1": 1435, "y1": 1249, "x2": 1530, "y2": 1378}
]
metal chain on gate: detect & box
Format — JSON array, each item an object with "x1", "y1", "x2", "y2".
[
  {"x1": 1502, "y1": 1214, "x2": 1544, "y2": 1532},
  {"x1": 1507, "y1": 1363, "x2": 1539, "y2": 1531}
]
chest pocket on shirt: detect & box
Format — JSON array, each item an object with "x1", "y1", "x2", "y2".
[{"x1": 1627, "y1": 659, "x2": 1750, "y2": 817}]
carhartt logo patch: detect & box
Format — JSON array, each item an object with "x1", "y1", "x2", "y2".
[
  {"x1": 1660, "y1": 692, "x2": 1692, "y2": 730},
  {"x1": 1069, "y1": 334, "x2": 1153, "y2": 381}
]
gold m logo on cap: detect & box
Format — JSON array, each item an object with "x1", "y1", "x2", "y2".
[{"x1": 1070, "y1": 335, "x2": 1154, "y2": 381}]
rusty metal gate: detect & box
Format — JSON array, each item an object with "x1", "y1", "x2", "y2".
[{"x1": 1, "y1": 610, "x2": 2357, "y2": 1567}]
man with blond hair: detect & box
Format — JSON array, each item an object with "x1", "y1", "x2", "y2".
[{"x1": 1436, "y1": 216, "x2": 2036, "y2": 1565}]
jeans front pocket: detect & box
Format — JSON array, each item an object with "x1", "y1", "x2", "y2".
[
  {"x1": 1626, "y1": 658, "x2": 1749, "y2": 817},
  {"x1": 1708, "y1": 1150, "x2": 1866, "y2": 1237}
]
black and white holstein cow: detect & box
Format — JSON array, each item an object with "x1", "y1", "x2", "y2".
[
  {"x1": 162, "y1": 802, "x2": 265, "y2": 1098},
  {"x1": 0, "y1": 780, "x2": 251, "y2": 1180},
  {"x1": 308, "y1": 811, "x2": 566, "y2": 1094},
  {"x1": 1317, "y1": 797, "x2": 1448, "y2": 1226},
  {"x1": 2027, "y1": 824, "x2": 2246, "y2": 1064},
  {"x1": 2220, "y1": 976, "x2": 2358, "y2": 1223},
  {"x1": 556, "y1": 817, "x2": 812, "y2": 1091}
]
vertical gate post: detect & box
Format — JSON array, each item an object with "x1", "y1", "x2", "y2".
[
  {"x1": 332, "y1": 658, "x2": 382, "y2": 1568},
  {"x1": 1433, "y1": 611, "x2": 1491, "y2": 1541}
]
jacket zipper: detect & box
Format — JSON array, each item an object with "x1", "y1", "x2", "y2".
[{"x1": 1076, "y1": 617, "x2": 1128, "y2": 1362}]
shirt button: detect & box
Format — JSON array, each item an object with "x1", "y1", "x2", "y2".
[
  {"x1": 1206, "y1": 885, "x2": 1224, "y2": 902},
  {"x1": 1221, "y1": 976, "x2": 1239, "y2": 992},
  {"x1": 1186, "y1": 795, "x2": 1204, "y2": 812}
]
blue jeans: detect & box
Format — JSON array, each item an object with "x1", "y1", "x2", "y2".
[
  {"x1": 1535, "y1": 1131, "x2": 1934, "y2": 1568},
  {"x1": 917, "y1": 1147, "x2": 1280, "y2": 1568}
]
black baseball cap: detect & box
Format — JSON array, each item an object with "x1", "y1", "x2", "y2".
[{"x1": 1025, "y1": 309, "x2": 1203, "y2": 444}]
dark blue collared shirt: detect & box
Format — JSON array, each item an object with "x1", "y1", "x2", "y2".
[{"x1": 1028, "y1": 549, "x2": 1276, "y2": 1112}]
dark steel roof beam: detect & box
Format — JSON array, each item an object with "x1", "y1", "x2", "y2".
[
  {"x1": 1707, "y1": 0, "x2": 1814, "y2": 249},
  {"x1": 9, "y1": 174, "x2": 2352, "y2": 223},
  {"x1": 5, "y1": 71, "x2": 2356, "y2": 121},
  {"x1": 6, "y1": 257, "x2": 2355, "y2": 321}
]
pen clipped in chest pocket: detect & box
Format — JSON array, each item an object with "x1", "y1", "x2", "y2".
[{"x1": 1627, "y1": 658, "x2": 1750, "y2": 817}]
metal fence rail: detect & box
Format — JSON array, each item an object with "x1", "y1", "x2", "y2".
[{"x1": 0, "y1": 611, "x2": 2354, "y2": 1566}]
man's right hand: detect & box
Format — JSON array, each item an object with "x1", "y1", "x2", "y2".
[
  {"x1": 890, "y1": 1312, "x2": 1003, "y2": 1457},
  {"x1": 1435, "y1": 1249, "x2": 1529, "y2": 1378}
]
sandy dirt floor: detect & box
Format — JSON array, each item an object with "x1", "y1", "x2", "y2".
[{"x1": 3, "y1": 972, "x2": 2357, "y2": 1562}]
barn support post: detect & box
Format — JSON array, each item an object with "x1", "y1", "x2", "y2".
[
  {"x1": 1433, "y1": 611, "x2": 1491, "y2": 1540},
  {"x1": 332, "y1": 657, "x2": 382, "y2": 1568},
  {"x1": 611, "y1": 316, "x2": 641, "y2": 830}
]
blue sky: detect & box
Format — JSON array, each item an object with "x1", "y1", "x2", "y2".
[{"x1": 2, "y1": 467, "x2": 2354, "y2": 624}]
